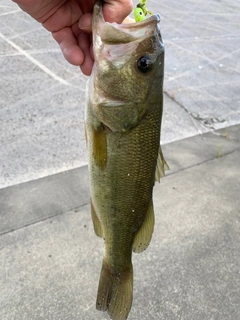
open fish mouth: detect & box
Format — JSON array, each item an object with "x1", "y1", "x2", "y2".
[
  {"x1": 92, "y1": 1, "x2": 161, "y2": 51},
  {"x1": 89, "y1": 0, "x2": 164, "y2": 132}
]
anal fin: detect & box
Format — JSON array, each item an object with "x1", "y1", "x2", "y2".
[
  {"x1": 132, "y1": 200, "x2": 155, "y2": 253},
  {"x1": 91, "y1": 199, "x2": 104, "y2": 238},
  {"x1": 155, "y1": 146, "x2": 169, "y2": 183}
]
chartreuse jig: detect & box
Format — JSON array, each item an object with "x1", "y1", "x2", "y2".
[{"x1": 134, "y1": 0, "x2": 152, "y2": 22}]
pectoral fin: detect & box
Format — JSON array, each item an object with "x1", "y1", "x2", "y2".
[
  {"x1": 132, "y1": 200, "x2": 155, "y2": 253},
  {"x1": 92, "y1": 124, "x2": 107, "y2": 170},
  {"x1": 155, "y1": 146, "x2": 169, "y2": 183},
  {"x1": 91, "y1": 199, "x2": 104, "y2": 238}
]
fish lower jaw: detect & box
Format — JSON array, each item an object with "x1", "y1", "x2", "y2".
[
  {"x1": 98, "y1": 99, "x2": 126, "y2": 108},
  {"x1": 91, "y1": 89, "x2": 129, "y2": 108}
]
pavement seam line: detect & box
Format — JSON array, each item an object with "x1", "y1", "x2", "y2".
[
  {"x1": 0, "y1": 9, "x2": 21, "y2": 16},
  {"x1": 165, "y1": 146, "x2": 240, "y2": 178},
  {"x1": 0, "y1": 32, "x2": 72, "y2": 86},
  {"x1": 164, "y1": 90, "x2": 210, "y2": 133},
  {"x1": 0, "y1": 202, "x2": 89, "y2": 236},
  {"x1": 2, "y1": 146, "x2": 239, "y2": 236}
]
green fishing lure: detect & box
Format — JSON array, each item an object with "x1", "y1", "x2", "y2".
[{"x1": 134, "y1": 0, "x2": 152, "y2": 22}]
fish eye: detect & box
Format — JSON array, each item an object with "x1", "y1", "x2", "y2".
[{"x1": 137, "y1": 55, "x2": 152, "y2": 73}]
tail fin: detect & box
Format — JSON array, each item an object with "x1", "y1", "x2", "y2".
[{"x1": 96, "y1": 259, "x2": 133, "y2": 320}]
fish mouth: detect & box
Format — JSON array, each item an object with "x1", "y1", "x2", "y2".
[
  {"x1": 92, "y1": 99, "x2": 142, "y2": 133},
  {"x1": 93, "y1": 92, "x2": 126, "y2": 109},
  {"x1": 90, "y1": 0, "x2": 164, "y2": 133},
  {"x1": 90, "y1": 86, "x2": 141, "y2": 133},
  {"x1": 98, "y1": 100, "x2": 125, "y2": 108},
  {"x1": 92, "y1": 0, "x2": 161, "y2": 50}
]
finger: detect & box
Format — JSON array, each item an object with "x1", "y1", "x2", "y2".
[
  {"x1": 52, "y1": 27, "x2": 84, "y2": 66},
  {"x1": 78, "y1": 32, "x2": 94, "y2": 76},
  {"x1": 79, "y1": 11, "x2": 133, "y2": 31},
  {"x1": 103, "y1": 0, "x2": 133, "y2": 23},
  {"x1": 78, "y1": 13, "x2": 92, "y2": 33}
]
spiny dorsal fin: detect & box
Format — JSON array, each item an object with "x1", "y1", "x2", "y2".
[
  {"x1": 155, "y1": 146, "x2": 169, "y2": 183},
  {"x1": 132, "y1": 200, "x2": 155, "y2": 253}
]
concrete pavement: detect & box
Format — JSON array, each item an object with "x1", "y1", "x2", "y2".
[
  {"x1": 1, "y1": 124, "x2": 240, "y2": 320},
  {"x1": 1, "y1": 0, "x2": 240, "y2": 319},
  {"x1": 1, "y1": 0, "x2": 240, "y2": 188}
]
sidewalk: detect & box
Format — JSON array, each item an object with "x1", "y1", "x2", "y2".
[{"x1": 1, "y1": 124, "x2": 240, "y2": 320}]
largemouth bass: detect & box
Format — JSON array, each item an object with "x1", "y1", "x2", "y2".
[{"x1": 85, "y1": 1, "x2": 168, "y2": 319}]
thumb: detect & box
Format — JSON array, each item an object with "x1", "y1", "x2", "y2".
[
  {"x1": 103, "y1": 0, "x2": 133, "y2": 23},
  {"x1": 79, "y1": 1, "x2": 133, "y2": 33},
  {"x1": 78, "y1": 13, "x2": 92, "y2": 33}
]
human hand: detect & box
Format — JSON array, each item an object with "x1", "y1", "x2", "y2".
[{"x1": 13, "y1": 0, "x2": 133, "y2": 76}]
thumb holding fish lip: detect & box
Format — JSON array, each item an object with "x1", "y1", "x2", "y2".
[
  {"x1": 103, "y1": 0, "x2": 133, "y2": 23},
  {"x1": 78, "y1": 0, "x2": 133, "y2": 33}
]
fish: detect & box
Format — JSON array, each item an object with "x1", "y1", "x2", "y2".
[{"x1": 85, "y1": 1, "x2": 168, "y2": 319}]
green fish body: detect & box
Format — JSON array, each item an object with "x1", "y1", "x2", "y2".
[{"x1": 85, "y1": 1, "x2": 167, "y2": 319}]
